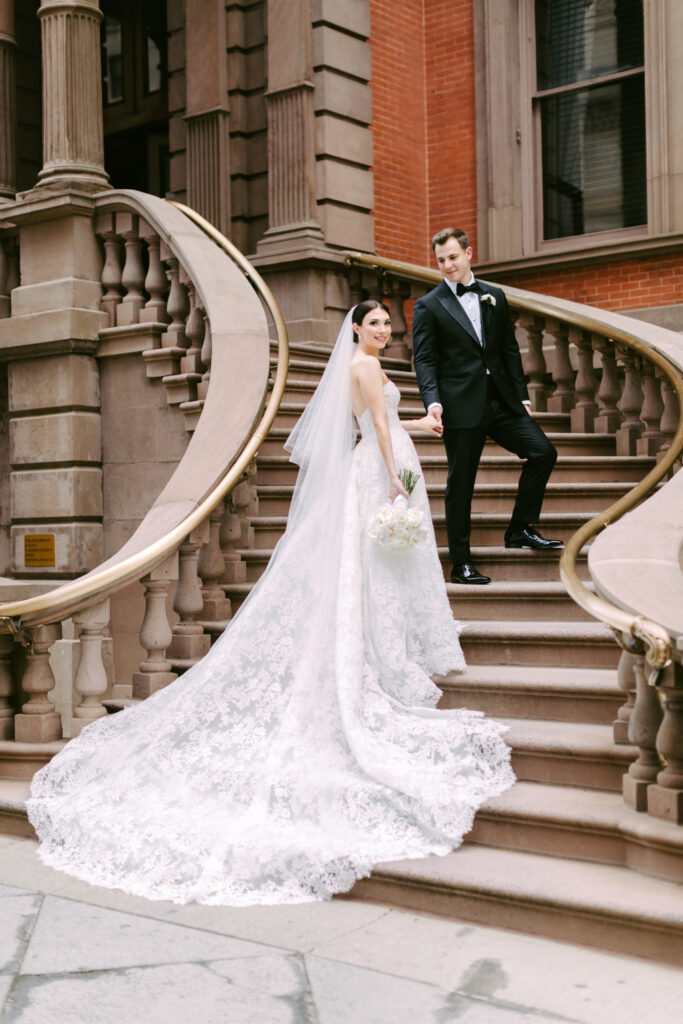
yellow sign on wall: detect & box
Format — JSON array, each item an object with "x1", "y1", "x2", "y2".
[{"x1": 24, "y1": 534, "x2": 56, "y2": 568}]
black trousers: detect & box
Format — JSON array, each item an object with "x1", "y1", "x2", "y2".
[{"x1": 443, "y1": 380, "x2": 558, "y2": 564}]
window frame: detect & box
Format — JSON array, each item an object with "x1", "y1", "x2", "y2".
[{"x1": 528, "y1": 0, "x2": 648, "y2": 251}]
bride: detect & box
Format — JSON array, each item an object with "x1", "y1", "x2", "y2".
[{"x1": 27, "y1": 300, "x2": 514, "y2": 906}]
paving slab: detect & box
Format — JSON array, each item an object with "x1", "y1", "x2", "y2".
[
  {"x1": 0, "y1": 837, "x2": 681, "y2": 1024},
  {"x1": 310, "y1": 908, "x2": 683, "y2": 1024},
  {"x1": 305, "y1": 955, "x2": 574, "y2": 1024},
  {"x1": 0, "y1": 895, "x2": 41, "y2": 973},
  {"x1": 2, "y1": 956, "x2": 309, "y2": 1024},
  {"x1": 20, "y1": 896, "x2": 281, "y2": 975}
]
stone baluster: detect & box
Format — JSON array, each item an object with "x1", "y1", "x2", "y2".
[
  {"x1": 168, "y1": 525, "x2": 211, "y2": 667},
  {"x1": 0, "y1": 238, "x2": 9, "y2": 318},
  {"x1": 636, "y1": 363, "x2": 665, "y2": 456},
  {"x1": 131, "y1": 555, "x2": 178, "y2": 699},
  {"x1": 198, "y1": 312, "x2": 211, "y2": 401},
  {"x1": 0, "y1": 634, "x2": 15, "y2": 739},
  {"x1": 71, "y1": 599, "x2": 110, "y2": 736},
  {"x1": 5, "y1": 237, "x2": 17, "y2": 294},
  {"x1": 96, "y1": 215, "x2": 123, "y2": 326},
  {"x1": 387, "y1": 277, "x2": 411, "y2": 360},
  {"x1": 546, "y1": 318, "x2": 575, "y2": 413},
  {"x1": 117, "y1": 214, "x2": 146, "y2": 326},
  {"x1": 164, "y1": 256, "x2": 189, "y2": 349},
  {"x1": 623, "y1": 653, "x2": 664, "y2": 811},
  {"x1": 615, "y1": 349, "x2": 644, "y2": 455},
  {"x1": 593, "y1": 337, "x2": 622, "y2": 433},
  {"x1": 14, "y1": 624, "x2": 62, "y2": 742},
  {"x1": 140, "y1": 227, "x2": 169, "y2": 324},
  {"x1": 182, "y1": 285, "x2": 205, "y2": 375},
  {"x1": 220, "y1": 479, "x2": 254, "y2": 584},
  {"x1": 569, "y1": 329, "x2": 599, "y2": 432},
  {"x1": 656, "y1": 369, "x2": 679, "y2": 462},
  {"x1": 517, "y1": 313, "x2": 547, "y2": 412},
  {"x1": 348, "y1": 268, "x2": 364, "y2": 309},
  {"x1": 647, "y1": 659, "x2": 683, "y2": 824},
  {"x1": 613, "y1": 649, "x2": 638, "y2": 744},
  {"x1": 198, "y1": 501, "x2": 231, "y2": 630}
]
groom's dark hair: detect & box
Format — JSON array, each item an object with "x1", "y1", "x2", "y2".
[{"x1": 431, "y1": 227, "x2": 469, "y2": 252}]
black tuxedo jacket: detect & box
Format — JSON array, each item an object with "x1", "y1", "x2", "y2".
[{"x1": 412, "y1": 280, "x2": 529, "y2": 429}]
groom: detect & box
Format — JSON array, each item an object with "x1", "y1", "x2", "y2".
[{"x1": 412, "y1": 227, "x2": 562, "y2": 585}]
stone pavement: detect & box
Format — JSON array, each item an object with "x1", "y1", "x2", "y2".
[{"x1": 0, "y1": 835, "x2": 681, "y2": 1024}]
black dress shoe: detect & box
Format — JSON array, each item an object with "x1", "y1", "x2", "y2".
[
  {"x1": 504, "y1": 526, "x2": 564, "y2": 550},
  {"x1": 450, "y1": 562, "x2": 491, "y2": 585}
]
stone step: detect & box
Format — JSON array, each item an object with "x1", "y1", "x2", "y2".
[
  {"x1": 0, "y1": 778, "x2": 33, "y2": 838},
  {"x1": 460, "y1": 619, "x2": 620, "y2": 669},
  {"x1": 251, "y1": 511, "x2": 598, "y2": 548},
  {"x1": 437, "y1": 663, "x2": 621, "y2": 723},
  {"x1": 252, "y1": 480, "x2": 635, "y2": 516},
  {"x1": 273, "y1": 401, "x2": 572, "y2": 433},
  {"x1": 469, "y1": 780, "x2": 683, "y2": 884},
  {"x1": 253, "y1": 453, "x2": 652, "y2": 487},
  {"x1": 348, "y1": 845, "x2": 683, "y2": 965},
  {"x1": 0, "y1": 739, "x2": 66, "y2": 783},
  {"x1": 257, "y1": 427, "x2": 616, "y2": 458},
  {"x1": 446, "y1": 580, "x2": 594, "y2": 620},
  {"x1": 500, "y1": 717, "x2": 635, "y2": 789},
  {"x1": 270, "y1": 339, "x2": 412, "y2": 374},
  {"x1": 237, "y1": 545, "x2": 579, "y2": 585}
]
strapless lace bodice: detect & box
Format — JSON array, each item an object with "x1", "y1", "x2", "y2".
[{"x1": 357, "y1": 379, "x2": 401, "y2": 437}]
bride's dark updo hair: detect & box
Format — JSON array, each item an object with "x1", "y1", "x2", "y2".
[{"x1": 351, "y1": 299, "x2": 388, "y2": 342}]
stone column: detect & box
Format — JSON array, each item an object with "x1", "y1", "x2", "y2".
[
  {"x1": 257, "y1": 0, "x2": 323, "y2": 257},
  {"x1": 35, "y1": 0, "x2": 109, "y2": 192},
  {"x1": 0, "y1": 0, "x2": 16, "y2": 202},
  {"x1": 185, "y1": 0, "x2": 230, "y2": 237},
  {"x1": 252, "y1": 0, "x2": 373, "y2": 344}
]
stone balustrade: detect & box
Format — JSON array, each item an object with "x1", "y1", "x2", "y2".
[
  {"x1": 0, "y1": 189, "x2": 272, "y2": 769},
  {"x1": 94, "y1": 208, "x2": 211, "y2": 433},
  {"x1": 346, "y1": 254, "x2": 683, "y2": 825}
]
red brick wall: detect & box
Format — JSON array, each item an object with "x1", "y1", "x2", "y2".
[
  {"x1": 370, "y1": 3, "x2": 682, "y2": 314},
  {"x1": 369, "y1": 0, "x2": 429, "y2": 264},
  {"x1": 424, "y1": 1, "x2": 478, "y2": 255},
  {"x1": 497, "y1": 252, "x2": 683, "y2": 313},
  {"x1": 369, "y1": 0, "x2": 478, "y2": 266}
]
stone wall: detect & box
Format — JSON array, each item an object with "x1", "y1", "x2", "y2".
[{"x1": 0, "y1": 363, "x2": 9, "y2": 574}]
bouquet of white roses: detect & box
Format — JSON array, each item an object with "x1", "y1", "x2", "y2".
[{"x1": 368, "y1": 469, "x2": 427, "y2": 551}]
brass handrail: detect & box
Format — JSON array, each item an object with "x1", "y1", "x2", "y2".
[
  {"x1": 346, "y1": 250, "x2": 683, "y2": 667},
  {"x1": 0, "y1": 203, "x2": 289, "y2": 629}
]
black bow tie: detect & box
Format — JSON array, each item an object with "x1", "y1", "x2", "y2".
[{"x1": 456, "y1": 281, "x2": 480, "y2": 296}]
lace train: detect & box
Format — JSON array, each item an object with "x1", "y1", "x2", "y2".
[{"x1": 27, "y1": 381, "x2": 514, "y2": 905}]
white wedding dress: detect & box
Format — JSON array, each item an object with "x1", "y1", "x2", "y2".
[{"x1": 27, "y1": 379, "x2": 514, "y2": 905}]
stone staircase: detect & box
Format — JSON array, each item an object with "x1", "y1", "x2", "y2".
[
  {"x1": 224, "y1": 340, "x2": 683, "y2": 963},
  {"x1": 1, "y1": 336, "x2": 681, "y2": 964}
]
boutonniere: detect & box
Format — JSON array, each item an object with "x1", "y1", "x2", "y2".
[{"x1": 481, "y1": 293, "x2": 496, "y2": 307}]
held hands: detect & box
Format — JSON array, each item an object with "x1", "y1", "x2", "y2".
[{"x1": 418, "y1": 412, "x2": 443, "y2": 437}]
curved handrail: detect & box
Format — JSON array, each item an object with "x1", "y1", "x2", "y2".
[
  {"x1": 0, "y1": 197, "x2": 289, "y2": 630},
  {"x1": 346, "y1": 250, "x2": 683, "y2": 667}
]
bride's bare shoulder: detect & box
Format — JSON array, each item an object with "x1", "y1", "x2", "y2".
[{"x1": 349, "y1": 353, "x2": 382, "y2": 385}]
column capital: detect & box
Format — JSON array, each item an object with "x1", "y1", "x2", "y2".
[{"x1": 38, "y1": 0, "x2": 103, "y2": 17}]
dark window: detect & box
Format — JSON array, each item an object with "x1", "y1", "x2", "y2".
[
  {"x1": 535, "y1": 0, "x2": 646, "y2": 240},
  {"x1": 100, "y1": 0, "x2": 169, "y2": 196}
]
